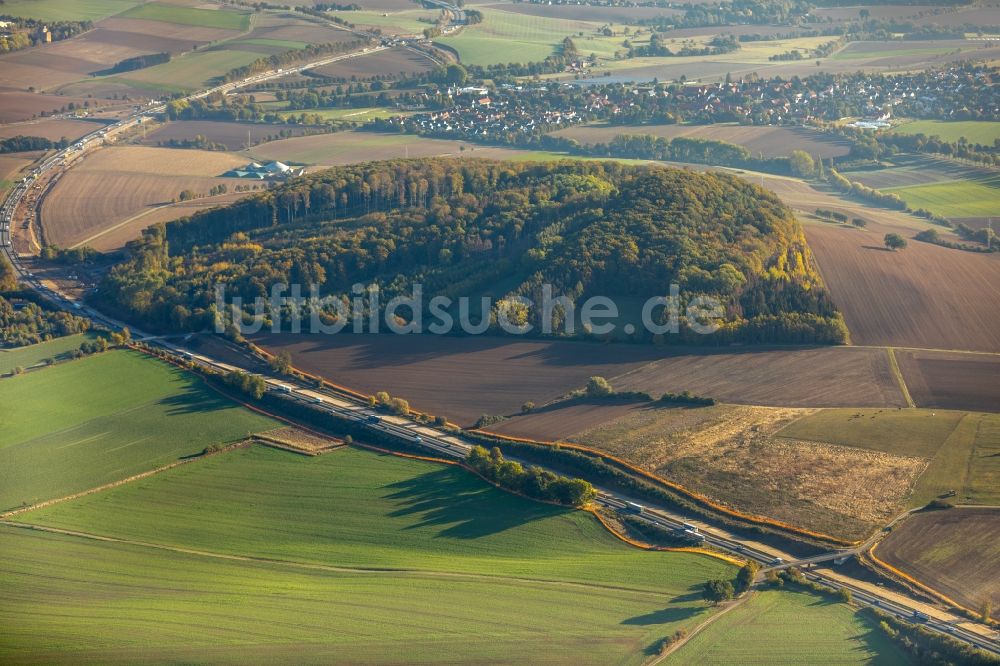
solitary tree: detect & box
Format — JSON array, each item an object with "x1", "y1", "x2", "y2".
[
  {"x1": 838, "y1": 587, "x2": 852, "y2": 604},
  {"x1": 521, "y1": 401, "x2": 536, "y2": 414},
  {"x1": 884, "y1": 233, "x2": 908, "y2": 251},
  {"x1": 789, "y1": 150, "x2": 816, "y2": 178},
  {"x1": 735, "y1": 561, "x2": 760, "y2": 593},
  {"x1": 703, "y1": 579, "x2": 735, "y2": 604},
  {"x1": 269, "y1": 350, "x2": 293, "y2": 374},
  {"x1": 982, "y1": 599, "x2": 994, "y2": 623}
]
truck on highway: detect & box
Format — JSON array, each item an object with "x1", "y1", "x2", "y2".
[
  {"x1": 366, "y1": 414, "x2": 382, "y2": 425},
  {"x1": 682, "y1": 528, "x2": 706, "y2": 542},
  {"x1": 911, "y1": 610, "x2": 930, "y2": 623},
  {"x1": 271, "y1": 384, "x2": 293, "y2": 394},
  {"x1": 412, "y1": 435, "x2": 423, "y2": 444},
  {"x1": 623, "y1": 502, "x2": 644, "y2": 515}
]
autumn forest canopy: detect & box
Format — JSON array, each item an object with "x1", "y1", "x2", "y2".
[{"x1": 100, "y1": 159, "x2": 847, "y2": 344}]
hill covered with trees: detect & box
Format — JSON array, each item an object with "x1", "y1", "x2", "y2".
[{"x1": 99, "y1": 159, "x2": 846, "y2": 344}]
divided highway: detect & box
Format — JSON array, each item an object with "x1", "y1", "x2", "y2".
[{"x1": 1, "y1": 43, "x2": 997, "y2": 659}]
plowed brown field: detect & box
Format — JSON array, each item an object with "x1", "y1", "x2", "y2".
[
  {"x1": 40, "y1": 146, "x2": 249, "y2": 249},
  {"x1": 804, "y1": 221, "x2": 1000, "y2": 353},
  {"x1": 876, "y1": 508, "x2": 1000, "y2": 619},
  {"x1": 896, "y1": 350, "x2": 1000, "y2": 413}
]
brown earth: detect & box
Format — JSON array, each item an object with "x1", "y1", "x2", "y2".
[
  {"x1": 0, "y1": 119, "x2": 106, "y2": 143},
  {"x1": 804, "y1": 220, "x2": 1000, "y2": 353},
  {"x1": 876, "y1": 508, "x2": 1000, "y2": 619},
  {"x1": 551, "y1": 123, "x2": 852, "y2": 159},
  {"x1": 308, "y1": 47, "x2": 436, "y2": 79},
  {"x1": 140, "y1": 120, "x2": 317, "y2": 150},
  {"x1": 612, "y1": 346, "x2": 906, "y2": 408},
  {"x1": 896, "y1": 350, "x2": 1000, "y2": 413},
  {"x1": 250, "y1": 12, "x2": 359, "y2": 44},
  {"x1": 0, "y1": 153, "x2": 40, "y2": 184},
  {"x1": 0, "y1": 90, "x2": 99, "y2": 123},
  {"x1": 40, "y1": 146, "x2": 249, "y2": 249},
  {"x1": 487, "y1": 400, "x2": 651, "y2": 441},
  {"x1": 255, "y1": 333, "x2": 912, "y2": 429},
  {"x1": 254, "y1": 334, "x2": 672, "y2": 425}
]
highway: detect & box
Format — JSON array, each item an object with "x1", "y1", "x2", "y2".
[{"x1": 1, "y1": 37, "x2": 998, "y2": 660}]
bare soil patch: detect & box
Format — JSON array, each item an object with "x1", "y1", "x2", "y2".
[
  {"x1": 487, "y1": 400, "x2": 651, "y2": 441},
  {"x1": 0, "y1": 119, "x2": 105, "y2": 143},
  {"x1": 612, "y1": 346, "x2": 906, "y2": 408},
  {"x1": 804, "y1": 221, "x2": 1000, "y2": 353},
  {"x1": 308, "y1": 47, "x2": 435, "y2": 79},
  {"x1": 255, "y1": 427, "x2": 343, "y2": 454},
  {"x1": 0, "y1": 90, "x2": 97, "y2": 123},
  {"x1": 876, "y1": 508, "x2": 1000, "y2": 619},
  {"x1": 896, "y1": 350, "x2": 1000, "y2": 413},
  {"x1": 574, "y1": 404, "x2": 925, "y2": 540},
  {"x1": 40, "y1": 146, "x2": 249, "y2": 249},
  {"x1": 254, "y1": 333, "x2": 671, "y2": 426}
]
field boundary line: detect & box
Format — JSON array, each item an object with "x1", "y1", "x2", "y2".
[
  {"x1": 0, "y1": 522, "x2": 674, "y2": 598},
  {"x1": 469, "y1": 428, "x2": 859, "y2": 547},
  {"x1": 0, "y1": 440, "x2": 251, "y2": 519},
  {"x1": 886, "y1": 347, "x2": 916, "y2": 408},
  {"x1": 645, "y1": 591, "x2": 755, "y2": 665}
]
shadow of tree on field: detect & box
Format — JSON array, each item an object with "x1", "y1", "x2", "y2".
[
  {"x1": 157, "y1": 384, "x2": 238, "y2": 417},
  {"x1": 622, "y1": 604, "x2": 702, "y2": 626},
  {"x1": 383, "y1": 467, "x2": 566, "y2": 539}
]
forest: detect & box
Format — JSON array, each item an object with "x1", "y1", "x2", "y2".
[{"x1": 98, "y1": 159, "x2": 846, "y2": 344}]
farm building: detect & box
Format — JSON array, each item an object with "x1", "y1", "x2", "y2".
[{"x1": 224, "y1": 161, "x2": 303, "y2": 180}]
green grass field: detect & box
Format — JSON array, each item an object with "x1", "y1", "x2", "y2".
[
  {"x1": 777, "y1": 409, "x2": 1000, "y2": 506},
  {"x1": 0, "y1": 525, "x2": 703, "y2": 665},
  {"x1": 120, "y1": 49, "x2": 264, "y2": 90},
  {"x1": 119, "y1": 1, "x2": 251, "y2": 31},
  {"x1": 0, "y1": 332, "x2": 97, "y2": 375},
  {"x1": 4, "y1": 445, "x2": 737, "y2": 663},
  {"x1": 884, "y1": 176, "x2": 1000, "y2": 219},
  {"x1": 833, "y1": 46, "x2": 955, "y2": 60},
  {"x1": 0, "y1": 0, "x2": 139, "y2": 21},
  {"x1": 332, "y1": 8, "x2": 441, "y2": 34},
  {"x1": 437, "y1": 7, "x2": 623, "y2": 66},
  {"x1": 891, "y1": 120, "x2": 1000, "y2": 145},
  {"x1": 0, "y1": 350, "x2": 277, "y2": 511},
  {"x1": 18, "y1": 445, "x2": 733, "y2": 590},
  {"x1": 664, "y1": 589, "x2": 906, "y2": 665}
]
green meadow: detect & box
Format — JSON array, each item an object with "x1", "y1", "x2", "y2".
[{"x1": 0, "y1": 350, "x2": 277, "y2": 510}]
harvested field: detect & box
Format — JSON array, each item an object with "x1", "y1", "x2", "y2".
[
  {"x1": 40, "y1": 146, "x2": 249, "y2": 249},
  {"x1": 804, "y1": 221, "x2": 1000, "y2": 353},
  {"x1": 255, "y1": 334, "x2": 908, "y2": 429},
  {"x1": 247, "y1": 130, "x2": 544, "y2": 165},
  {"x1": 551, "y1": 123, "x2": 852, "y2": 159},
  {"x1": 308, "y1": 47, "x2": 436, "y2": 79},
  {"x1": 842, "y1": 155, "x2": 991, "y2": 190},
  {"x1": 831, "y1": 39, "x2": 1000, "y2": 67},
  {"x1": 0, "y1": 119, "x2": 105, "y2": 143},
  {"x1": 813, "y1": 5, "x2": 923, "y2": 22},
  {"x1": 331, "y1": 9, "x2": 443, "y2": 35},
  {"x1": 0, "y1": 0, "x2": 140, "y2": 22},
  {"x1": 244, "y1": 11, "x2": 358, "y2": 45},
  {"x1": 612, "y1": 346, "x2": 906, "y2": 408},
  {"x1": 255, "y1": 427, "x2": 342, "y2": 454},
  {"x1": 876, "y1": 508, "x2": 1000, "y2": 619},
  {"x1": 896, "y1": 350, "x2": 1000, "y2": 413},
  {"x1": 573, "y1": 404, "x2": 925, "y2": 540},
  {"x1": 254, "y1": 334, "x2": 671, "y2": 426},
  {"x1": 487, "y1": 400, "x2": 651, "y2": 441},
  {"x1": 485, "y1": 2, "x2": 680, "y2": 23},
  {"x1": 778, "y1": 408, "x2": 999, "y2": 507},
  {"x1": 914, "y1": 6, "x2": 1000, "y2": 28},
  {"x1": 0, "y1": 90, "x2": 96, "y2": 123},
  {"x1": 0, "y1": 153, "x2": 38, "y2": 188},
  {"x1": 141, "y1": 120, "x2": 317, "y2": 150},
  {"x1": 119, "y1": 2, "x2": 251, "y2": 31}
]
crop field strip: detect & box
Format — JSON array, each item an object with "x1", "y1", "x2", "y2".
[
  {"x1": 0, "y1": 349, "x2": 278, "y2": 511},
  {"x1": 875, "y1": 508, "x2": 1000, "y2": 622},
  {"x1": 2, "y1": 445, "x2": 737, "y2": 664},
  {"x1": 662, "y1": 588, "x2": 908, "y2": 665}
]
